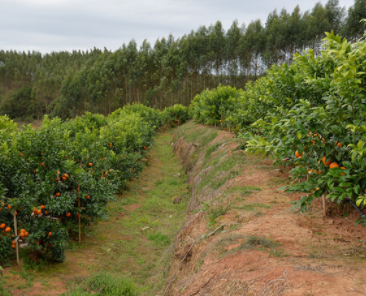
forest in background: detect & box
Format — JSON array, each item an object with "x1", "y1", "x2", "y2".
[{"x1": 0, "y1": 0, "x2": 365, "y2": 120}]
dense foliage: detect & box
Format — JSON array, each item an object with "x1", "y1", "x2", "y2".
[
  {"x1": 1, "y1": 0, "x2": 365, "y2": 120},
  {"x1": 189, "y1": 28, "x2": 366, "y2": 224},
  {"x1": 0, "y1": 104, "x2": 188, "y2": 262}
]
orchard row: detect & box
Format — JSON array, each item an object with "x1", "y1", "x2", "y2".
[
  {"x1": 0, "y1": 104, "x2": 189, "y2": 262},
  {"x1": 189, "y1": 31, "x2": 366, "y2": 225}
]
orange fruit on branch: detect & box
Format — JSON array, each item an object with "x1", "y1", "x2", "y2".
[
  {"x1": 66, "y1": 212, "x2": 71, "y2": 217},
  {"x1": 5, "y1": 227, "x2": 11, "y2": 232},
  {"x1": 329, "y1": 162, "x2": 339, "y2": 169},
  {"x1": 0, "y1": 223, "x2": 5, "y2": 229},
  {"x1": 88, "y1": 163, "x2": 92, "y2": 167},
  {"x1": 322, "y1": 156, "x2": 331, "y2": 166},
  {"x1": 340, "y1": 167, "x2": 346, "y2": 175}
]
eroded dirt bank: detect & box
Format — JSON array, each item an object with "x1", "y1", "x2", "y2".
[{"x1": 166, "y1": 121, "x2": 366, "y2": 296}]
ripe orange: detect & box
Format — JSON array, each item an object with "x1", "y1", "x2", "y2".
[
  {"x1": 0, "y1": 223, "x2": 5, "y2": 229},
  {"x1": 7, "y1": 204, "x2": 11, "y2": 209},
  {"x1": 88, "y1": 163, "x2": 92, "y2": 167},
  {"x1": 329, "y1": 162, "x2": 339, "y2": 169},
  {"x1": 48, "y1": 232, "x2": 52, "y2": 237},
  {"x1": 64, "y1": 173, "x2": 69, "y2": 178},
  {"x1": 12, "y1": 245, "x2": 15, "y2": 249},
  {"x1": 110, "y1": 142, "x2": 113, "y2": 147},
  {"x1": 66, "y1": 212, "x2": 71, "y2": 217},
  {"x1": 86, "y1": 195, "x2": 90, "y2": 199},
  {"x1": 322, "y1": 156, "x2": 331, "y2": 166},
  {"x1": 56, "y1": 192, "x2": 61, "y2": 197},
  {"x1": 5, "y1": 227, "x2": 11, "y2": 232},
  {"x1": 37, "y1": 209, "x2": 42, "y2": 215},
  {"x1": 340, "y1": 167, "x2": 346, "y2": 175},
  {"x1": 40, "y1": 205, "x2": 46, "y2": 209},
  {"x1": 336, "y1": 142, "x2": 342, "y2": 148}
]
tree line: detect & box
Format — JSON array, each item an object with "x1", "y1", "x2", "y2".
[{"x1": 0, "y1": 0, "x2": 365, "y2": 119}]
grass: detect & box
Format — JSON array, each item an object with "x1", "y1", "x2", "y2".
[
  {"x1": 228, "y1": 185, "x2": 262, "y2": 197},
  {"x1": 206, "y1": 203, "x2": 230, "y2": 226},
  {"x1": 234, "y1": 203, "x2": 270, "y2": 211},
  {"x1": 212, "y1": 235, "x2": 278, "y2": 261},
  {"x1": 198, "y1": 153, "x2": 245, "y2": 193},
  {"x1": 147, "y1": 232, "x2": 170, "y2": 246},
  {"x1": 65, "y1": 273, "x2": 137, "y2": 296},
  {"x1": 205, "y1": 143, "x2": 221, "y2": 159}
]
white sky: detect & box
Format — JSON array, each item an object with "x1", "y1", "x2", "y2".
[{"x1": 0, "y1": 0, "x2": 356, "y2": 53}]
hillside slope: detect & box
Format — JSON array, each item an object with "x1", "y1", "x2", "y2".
[{"x1": 166, "y1": 121, "x2": 366, "y2": 296}]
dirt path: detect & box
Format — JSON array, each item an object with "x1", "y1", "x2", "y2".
[
  {"x1": 3, "y1": 131, "x2": 189, "y2": 296},
  {"x1": 168, "y1": 122, "x2": 366, "y2": 296}
]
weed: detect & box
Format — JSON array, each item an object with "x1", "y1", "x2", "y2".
[
  {"x1": 66, "y1": 273, "x2": 137, "y2": 296},
  {"x1": 206, "y1": 203, "x2": 230, "y2": 226},
  {"x1": 155, "y1": 180, "x2": 163, "y2": 186},
  {"x1": 238, "y1": 236, "x2": 277, "y2": 250},
  {"x1": 228, "y1": 185, "x2": 261, "y2": 197},
  {"x1": 147, "y1": 232, "x2": 170, "y2": 246},
  {"x1": 167, "y1": 178, "x2": 178, "y2": 186},
  {"x1": 205, "y1": 143, "x2": 221, "y2": 159},
  {"x1": 234, "y1": 203, "x2": 270, "y2": 211}
]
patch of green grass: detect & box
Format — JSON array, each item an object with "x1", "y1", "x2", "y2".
[
  {"x1": 228, "y1": 185, "x2": 261, "y2": 197},
  {"x1": 212, "y1": 170, "x2": 240, "y2": 190},
  {"x1": 167, "y1": 178, "x2": 178, "y2": 186},
  {"x1": 198, "y1": 154, "x2": 245, "y2": 192},
  {"x1": 234, "y1": 203, "x2": 270, "y2": 211},
  {"x1": 184, "y1": 130, "x2": 201, "y2": 143},
  {"x1": 65, "y1": 273, "x2": 137, "y2": 296},
  {"x1": 204, "y1": 203, "x2": 230, "y2": 226},
  {"x1": 238, "y1": 236, "x2": 277, "y2": 250},
  {"x1": 0, "y1": 276, "x2": 12, "y2": 296},
  {"x1": 154, "y1": 180, "x2": 163, "y2": 186},
  {"x1": 205, "y1": 143, "x2": 221, "y2": 159},
  {"x1": 200, "y1": 131, "x2": 218, "y2": 147},
  {"x1": 147, "y1": 232, "x2": 170, "y2": 246}
]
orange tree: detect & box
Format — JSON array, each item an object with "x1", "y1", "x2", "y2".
[
  {"x1": 243, "y1": 31, "x2": 366, "y2": 224},
  {"x1": 161, "y1": 104, "x2": 190, "y2": 128}
]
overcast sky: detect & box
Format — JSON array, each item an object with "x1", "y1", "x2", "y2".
[{"x1": 0, "y1": 0, "x2": 355, "y2": 53}]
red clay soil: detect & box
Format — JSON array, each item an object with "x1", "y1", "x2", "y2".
[{"x1": 167, "y1": 123, "x2": 366, "y2": 296}]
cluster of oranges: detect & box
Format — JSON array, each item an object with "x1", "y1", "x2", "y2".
[
  {"x1": 294, "y1": 135, "x2": 346, "y2": 176},
  {"x1": 18, "y1": 228, "x2": 29, "y2": 244},
  {"x1": 0, "y1": 223, "x2": 11, "y2": 235},
  {"x1": 55, "y1": 171, "x2": 69, "y2": 181}
]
